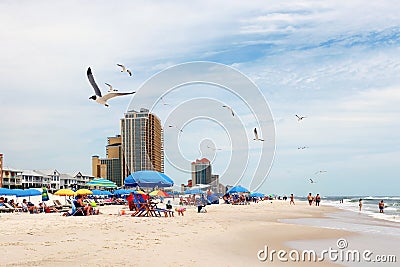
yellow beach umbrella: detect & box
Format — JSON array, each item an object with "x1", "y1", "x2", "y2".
[
  {"x1": 75, "y1": 189, "x2": 93, "y2": 195},
  {"x1": 54, "y1": 189, "x2": 75, "y2": 196},
  {"x1": 136, "y1": 190, "x2": 146, "y2": 194}
]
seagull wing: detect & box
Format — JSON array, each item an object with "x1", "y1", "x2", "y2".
[
  {"x1": 105, "y1": 83, "x2": 113, "y2": 91},
  {"x1": 127, "y1": 69, "x2": 132, "y2": 76},
  {"x1": 254, "y1": 128, "x2": 259, "y2": 140},
  {"x1": 87, "y1": 67, "x2": 102, "y2": 97},
  {"x1": 102, "y1": 91, "x2": 135, "y2": 101},
  {"x1": 117, "y1": 64, "x2": 126, "y2": 71}
]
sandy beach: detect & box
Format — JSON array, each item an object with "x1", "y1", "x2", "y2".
[{"x1": 0, "y1": 200, "x2": 353, "y2": 267}]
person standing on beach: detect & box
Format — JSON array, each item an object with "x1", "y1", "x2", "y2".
[
  {"x1": 307, "y1": 193, "x2": 313, "y2": 206},
  {"x1": 359, "y1": 199, "x2": 362, "y2": 211},
  {"x1": 379, "y1": 200, "x2": 385, "y2": 213},
  {"x1": 315, "y1": 194, "x2": 321, "y2": 206},
  {"x1": 290, "y1": 194, "x2": 295, "y2": 205}
]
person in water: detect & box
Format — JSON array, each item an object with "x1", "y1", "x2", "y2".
[
  {"x1": 359, "y1": 198, "x2": 362, "y2": 211},
  {"x1": 379, "y1": 200, "x2": 385, "y2": 213}
]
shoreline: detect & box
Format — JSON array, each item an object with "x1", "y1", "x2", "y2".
[{"x1": 0, "y1": 200, "x2": 364, "y2": 266}]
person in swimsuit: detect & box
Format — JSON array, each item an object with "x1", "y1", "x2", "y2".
[
  {"x1": 307, "y1": 193, "x2": 313, "y2": 206},
  {"x1": 379, "y1": 200, "x2": 385, "y2": 213},
  {"x1": 290, "y1": 194, "x2": 295, "y2": 205},
  {"x1": 359, "y1": 198, "x2": 362, "y2": 211},
  {"x1": 315, "y1": 194, "x2": 321, "y2": 206}
]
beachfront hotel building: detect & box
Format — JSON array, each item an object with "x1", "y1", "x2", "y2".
[
  {"x1": 92, "y1": 135, "x2": 126, "y2": 187},
  {"x1": 121, "y1": 108, "x2": 164, "y2": 174},
  {"x1": 191, "y1": 158, "x2": 212, "y2": 185}
]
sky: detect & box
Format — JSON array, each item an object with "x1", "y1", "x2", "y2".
[{"x1": 0, "y1": 1, "x2": 399, "y2": 196}]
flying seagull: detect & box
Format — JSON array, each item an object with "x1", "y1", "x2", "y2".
[
  {"x1": 222, "y1": 105, "x2": 235, "y2": 117},
  {"x1": 105, "y1": 83, "x2": 118, "y2": 92},
  {"x1": 87, "y1": 67, "x2": 135, "y2": 107},
  {"x1": 297, "y1": 146, "x2": 309, "y2": 150},
  {"x1": 117, "y1": 64, "x2": 132, "y2": 76},
  {"x1": 207, "y1": 145, "x2": 222, "y2": 151},
  {"x1": 309, "y1": 178, "x2": 317, "y2": 184},
  {"x1": 315, "y1": 170, "x2": 327, "y2": 175},
  {"x1": 160, "y1": 96, "x2": 170, "y2": 106},
  {"x1": 168, "y1": 125, "x2": 183, "y2": 132},
  {"x1": 295, "y1": 114, "x2": 307, "y2": 121},
  {"x1": 253, "y1": 128, "x2": 264, "y2": 141}
]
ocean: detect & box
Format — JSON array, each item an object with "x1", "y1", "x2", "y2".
[{"x1": 296, "y1": 196, "x2": 400, "y2": 223}]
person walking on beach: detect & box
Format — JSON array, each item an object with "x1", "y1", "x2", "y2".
[
  {"x1": 379, "y1": 200, "x2": 385, "y2": 213},
  {"x1": 307, "y1": 193, "x2": 313, "y2": 206},
  {"x1": 290, "y1": 194, "x2": 295, "y2": 205},
  {"x1": 359, "y1": 198, "x2": 362, "y2": 211},
  {"x1": 315, "y1": 194, "x2": 321, "y2": 206}
]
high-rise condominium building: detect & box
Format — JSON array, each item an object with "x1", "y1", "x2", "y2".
[
  {"x1": 191, "y1": 158, "x2": 212, "y2": 185},
  {"x1": 92, "y1": 135, "x2": 127, "y2": 186},
  {"x1": 121, "y1": 108, "x2": 164, "y2": 174}
]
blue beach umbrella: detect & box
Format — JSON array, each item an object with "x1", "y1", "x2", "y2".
[
  {"x1": 250, "y1": 192, "x2": 265, "y2": 198},
  {"x1": 0, "y1": 188, "x2": 14, "y2": 196},
  {"x1": 227, "y1": 185, "x2": 250, "y2": 194},
  {"x1": 184, "y1": 188, "x2": 204, "y2": 195},
  {"x1": 124, "y1": 171, "x2": 174, "y2": 188}
]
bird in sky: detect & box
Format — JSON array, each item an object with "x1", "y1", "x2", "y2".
[
  {"x1": 207, "y1": 145, "x2": 222, "y2": 151},
  {"x1": 168, "y1": 125, "x2": 183, "y2": 132},
  {"x1": 105, "y1": 83, "x2": 118, "y2": 92},
  {"x1": 253, "y1": 128, "x2": 264, "y2": 141},
  {"x1": 309, "y1": 178, "x2": 317, "y2": 184},
  {"x1": 160, "y1": 96, "x2": 170, "y2": 106},
  {"x1": 222, "y1": 105, "x2": 235, "y2": 117},
  {"x1": 297, "y1": 146, "x2": 309, "y2": 150},
  {"x1": 295, "y1": 114, "x2": 307, "y2": 121},
  {"x1": 315, "y1": 170, "x2": 328, "y2": 175},
  {"x1": 87, "y1": 67, "x2": 135, "y2": 107},
  {"x1": 117, "y1": 64, "x2": 132, "y2": 76}
]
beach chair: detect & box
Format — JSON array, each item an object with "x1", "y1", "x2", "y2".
[
  {"x1": 65, "y1": 200, "x2": 85, "y2": 216},
  {"x1": 0, "y1": 205, "x2": 12, "y2": 213},
  {"x1": 4, "y1": 203, "x2": 21, "y2": 213}
]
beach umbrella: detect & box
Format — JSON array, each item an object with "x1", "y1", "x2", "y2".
[
  {"x1": 149, "y1": 190, "x2": 170, "y2": 197},
  {"x1": 42, "y1": 187, "x2": 49, "y2": 201},
  {"x1": 227, "y1": 185, "x2": 249, "y2": 194},
  {"x1": 75, "y1": 189, "x2": 93, "y2": 195},
  {"x1": 0, "y1": 188, "x2": 14, "y2": 196},
  {"x1": 92, "y1": 189, "x2": 113, "y2": 196},
  {"x1": 124, "y1": 171, "x2": 174, "y2": 188},
  {"x1": 86, "y1": 178, "x2": 117, "y2": 188},
  {"x1": 12, "y1": 189, "x2": 41, "y2": 197},
  {"x1": 54, "y1": 189, "x2": 75, "y2": 196},
  {"x1": 184, "y1": 188, "x2": 204, "y2": 195}
]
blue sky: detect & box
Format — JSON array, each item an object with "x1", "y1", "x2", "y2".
[{"x1": 0, "y1": 1, "x2": 399, "y2": 196}]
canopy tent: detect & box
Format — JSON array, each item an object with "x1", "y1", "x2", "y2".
[
  {"x1": 227, "y1": 185, "x2": 250, "y2": 194},
  {"x1": 124, "y1": 171, "x2": 174, "y2": 188}
]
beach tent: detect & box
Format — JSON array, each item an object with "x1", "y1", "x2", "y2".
[
  {"x1": 124, "y1": 171, "x2": 174, "y2": 188},
  {"x1": 227, "y1": 185, "x2": 249, "y2": 194}
]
